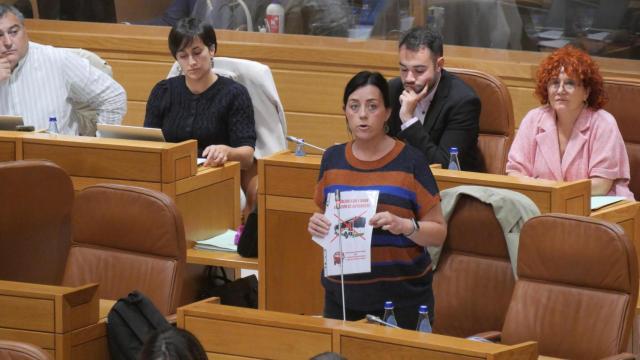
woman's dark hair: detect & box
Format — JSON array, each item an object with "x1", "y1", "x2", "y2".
[
  {"x1": 168, "y1": 17, "x2": 217, "y2": 59},
  {"x1": 139, "y1": 327, "x2": 207, "y2": 360},
  {"x1": 342, "y1": 71, "x2": 390, "y2": 108}
]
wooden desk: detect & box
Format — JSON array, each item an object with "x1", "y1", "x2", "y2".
[
  {"x1": 335, "y1": 322, "x2": 537, "y2": 360},
  {"x1": 0, "y1": 280, "x2": 108, "y2": 360},
  {"x1": 258, "y1": 152, "x2": 323, "y2": 314},
  {"x1": 431, "y1": 168, "x2": 591, "y2": 215},
  {"x1": 258, "y1": 151, "x2": 635, "y2": 316},
  {"x1": 177, "y1": 299, "x2": 538, "y2": 359}
]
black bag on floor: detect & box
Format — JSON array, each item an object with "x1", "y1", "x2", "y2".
[
  {"x1": 200, "y1": 266, "x2": 258, "y2": 308},
  {"x1": 238, "y1": 209, "x2": 258, "y2": 258},
  {"x1": 107, "y1": 290, "x2": 171, "y2": 360}
]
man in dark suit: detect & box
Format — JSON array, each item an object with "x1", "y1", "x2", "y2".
[{"x1": 388, "y1": 27, "x2": 481, "y2": 172}]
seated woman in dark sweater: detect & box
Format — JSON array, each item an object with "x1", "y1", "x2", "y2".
[{"x1": 144, "y1": 17, "x2": 256, "y2": 171}]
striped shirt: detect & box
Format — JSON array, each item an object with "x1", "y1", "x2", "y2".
[
  {"x1": 0, "y1": 42, "x2": 126, "y2": 135},
  {"x1": 314, "y1": 140, "x2": 440, "y2": 311}
]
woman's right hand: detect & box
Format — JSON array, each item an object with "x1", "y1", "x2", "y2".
[{"x1": 308, "y1": 212, "x2": 330, "y2": 237}]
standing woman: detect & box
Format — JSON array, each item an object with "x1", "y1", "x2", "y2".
[
  {"x1": 307, "y1": 71, "x2": 447, "y2": 329},
  {"x1": 506, "y1": 46, "x2": 634, "y2": 199}
]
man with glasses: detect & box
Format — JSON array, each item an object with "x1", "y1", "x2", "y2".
[
  {"x1": 387, "y1": 27, "x2": 481, "y2": 171},
  {"x1": 0, "y1": 5, "x2": 126, "y2": 135}
]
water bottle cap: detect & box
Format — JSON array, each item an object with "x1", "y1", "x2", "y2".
[
  {"x1": 449, "y1": 147, "x2": 458, "y2": 153},
  {"x1": 384, "y1": 301, "x2": 394, "y2": 309},
  {"x1": 49, "y1": 116, "x2": 57, "y2": 122},
  {"x1": 419, "y1": 305, "x2": 428, "y2": 313}
]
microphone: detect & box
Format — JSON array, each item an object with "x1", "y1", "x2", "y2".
[
  {"x1": 286, "y1": 135, "x2": 326, "y2": 152},
  {"x1": 365, "y1": 314, "x2": 400, "y2": 328}
]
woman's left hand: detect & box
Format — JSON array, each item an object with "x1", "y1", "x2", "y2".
[
  {"x1": 202, "y1": 144, "x2": 232, "y2": 167},
  {"x1": 369, "y1": 211, "x2": 412, "y2": 236}
]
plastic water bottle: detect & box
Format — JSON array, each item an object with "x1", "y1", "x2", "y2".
[
  {"x1": 47, "y1": 116, "x2": 59, "y2": 134},
  {"x1": 416, "y1": 305, "x2": 432, "y2": 333},
  {"x1": 382, "y1": 301, "x2": 398, "y2": 327},
  {"x1": 294, "y1": 139, "x2": 306, "y2": 156},
  {"x1": 448, "y1": 147, "x2": 461, "y2": 170},
  {"x1": 265, "y1": 0, "x2": 285, "y2": 33}
]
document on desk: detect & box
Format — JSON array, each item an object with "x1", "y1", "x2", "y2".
[
  {"x1": 591, "y1": 196, "x2": 626, "y2": 211},
  {"x1": 194, "y1": 229, "x2": 237, "y2": 252},
  {"x1": 312, "y1": 190, "x2": 379, "y2": 276}
]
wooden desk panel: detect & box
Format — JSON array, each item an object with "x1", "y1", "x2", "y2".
[
  {"x1": 0, "y1": 281, "x2": 107, "y2": 360},
  {"x1": 335, "y1": 324, "x2": 537, "y2": 360},
  {"x1": 431, "y1": 168, "x2": 591, "y2": 215},
  {"x1": 178, "y1": 300, "x2": 339, "y2": 359},
  {"x1": 178, "y1": 300, "x2": 538, "y2": 360},
  {"x1": 21, "y1": 133, "x2": 195, "y2": 183},
  {"x1": 0, "y1": 130, "x2": 24, "y2": 162}
]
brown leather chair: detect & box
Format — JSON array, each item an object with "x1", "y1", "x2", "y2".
[
  {"x1": 61, "y1": 184, "x2": 186, "y2": 315},
  {"x1": 603, "y1": 78, "x2": 640, "y2": 200},
  {"x1": 500, "y1": 214, "x2": 638, "y2": 359},
  {"x1": 433, "y1": 195, "x2": 515, "y2": 337},
  {"x1": 0, "y1": 160, "x2": 72, "y2": 285},
  {"x1": 0, "y1": 340, "x2": 51, "y2": 360},
  {"x1": 449, "y1": 68, "x2": 515, "y2": 174}
]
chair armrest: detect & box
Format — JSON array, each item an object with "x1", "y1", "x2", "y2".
[
  {"x1": 470, "y1": 331, "x2": 502, "y2": 342},
  {"x1": 600, "y1": 353, "x2": 636, "y2": 360}
]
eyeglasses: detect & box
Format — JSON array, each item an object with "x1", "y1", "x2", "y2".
[
  {"x1": 548, "y1": 78, "x2": 581, "y2": 92},
  {"x1": 346, "y1": 102, "x2": 381, "y2": 115}
]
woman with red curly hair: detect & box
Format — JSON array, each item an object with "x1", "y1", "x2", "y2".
[{"x1": 506, "y1": 46, "x2": 633, "y2": 199}]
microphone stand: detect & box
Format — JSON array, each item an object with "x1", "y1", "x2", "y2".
[
  {"x1": 335, "y1": 189, "x2": 346, "y2": 322},
  {"x1": 286, "y1": 136, "x2": 326, "y2": 152}
]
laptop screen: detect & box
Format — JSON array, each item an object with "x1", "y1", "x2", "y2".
[
  {"x1": 0, "y1": 116, "x2": 24, "y2": 131},
  {"x1": 97, "y1": 124, "x2": 165, "y2": 142}
]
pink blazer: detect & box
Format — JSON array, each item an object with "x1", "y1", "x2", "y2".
[{"x1": 506, "y1": 106, "x2": 634, "y2": 200}]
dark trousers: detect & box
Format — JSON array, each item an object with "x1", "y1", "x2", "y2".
[{"x1": 323, "y1": 291, "x2": 434, "y2": 330}]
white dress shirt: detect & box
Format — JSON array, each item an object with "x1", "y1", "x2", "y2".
[{"x1": 0, "y1": 42, "x2": 126, "y2": 135}]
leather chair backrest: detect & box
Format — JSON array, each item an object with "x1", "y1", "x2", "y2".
[
  {"x1": 61, "y1": 184, "x2": 186, "y2": 315},
  {"x1": 502, "y1": 214, "x2": 638, "y2": 359},
  {"x1": 0, "y1": 340, "x2": 51, "y2": 360},
  {"x1": 448, "y1": 68, "x2": 515, "y2": 174},
  {"x1": 433, "y1": 195, "x2": 515, "y2": 337},
  {"x1": 603, "y1": 79, "x2": 640, "y2": 200},
  {"x1": 0, "y1": 160, "x2": 72, "y2": 285}
]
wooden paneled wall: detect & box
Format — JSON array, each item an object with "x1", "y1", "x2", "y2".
[{"x1": 25, "y1": 19, "x2": 640, "y2": 150}]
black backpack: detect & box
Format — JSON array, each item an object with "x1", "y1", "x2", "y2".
[{"x1": 107, "y1": 291, "x2": 171, "y2": 360}]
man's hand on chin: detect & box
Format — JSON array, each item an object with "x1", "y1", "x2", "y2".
[
  {"x1": 398, "y1": 84, "x2": 429, "y2": 123},
  {"x1": 0, "y1": 57, "x2": 12, "y2": 82}
]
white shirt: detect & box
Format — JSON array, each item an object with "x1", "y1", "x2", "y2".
[
  {"x1": 400, "y1": 76, "x2": 441, "y2": 131},
  {"x1": 0, "y1": 42, "x2": 126, "y2": 135}
]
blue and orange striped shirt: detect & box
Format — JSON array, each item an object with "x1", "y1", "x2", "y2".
[{"x1": 314, "y1": 140, "x2": 440, "y2": 311}]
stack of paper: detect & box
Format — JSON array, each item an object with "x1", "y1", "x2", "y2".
[{"x1": 194, "y1": 229, "x2": 237, "y2": 252}]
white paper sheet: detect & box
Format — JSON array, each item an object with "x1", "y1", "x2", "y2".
[{"x1": 194, "y1": 229, "x2": 237, "y2": 252}]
